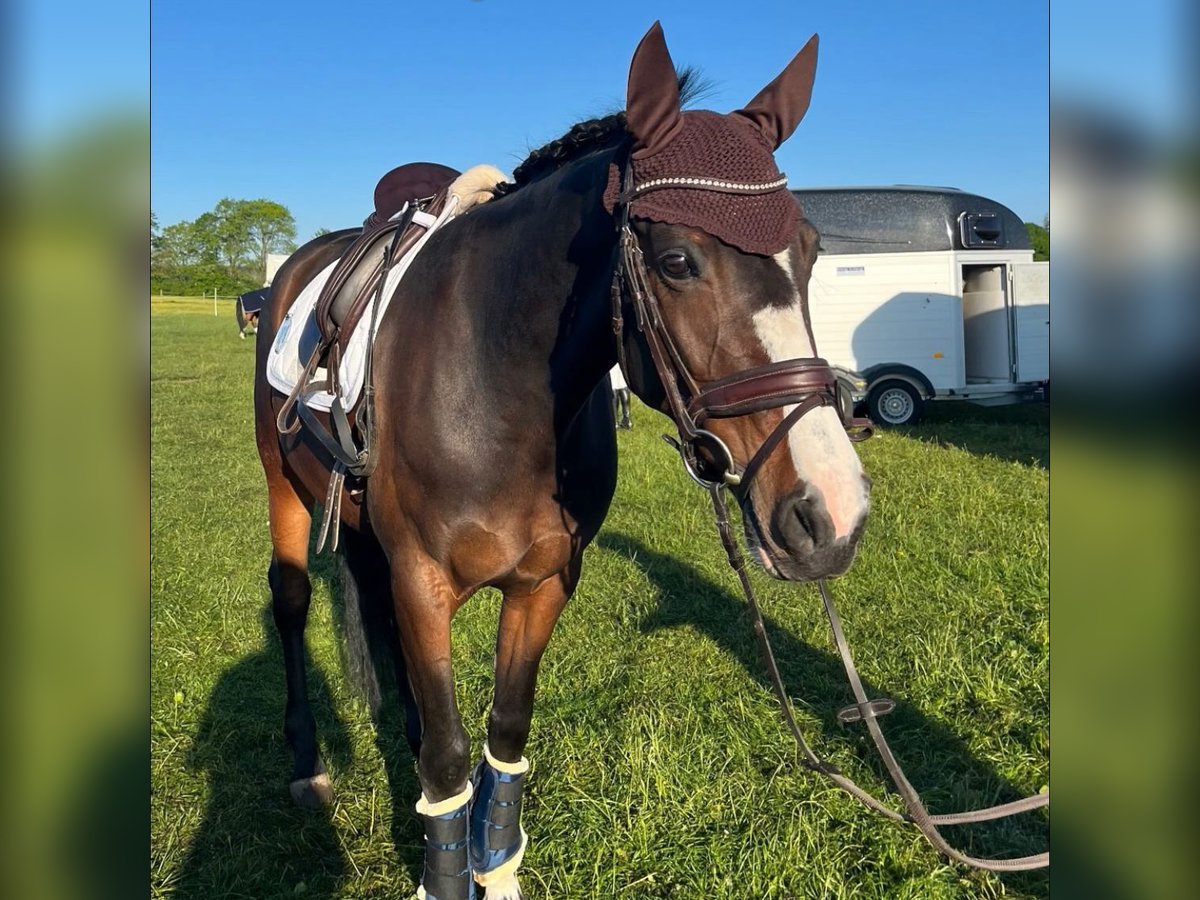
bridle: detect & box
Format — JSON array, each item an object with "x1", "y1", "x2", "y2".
[
  {"x1": 609, "y1": 161, "x2": 1049, "y2": 872},
  {"x1": 609, "y1": 164, "x2": 871, "y2": 491}
]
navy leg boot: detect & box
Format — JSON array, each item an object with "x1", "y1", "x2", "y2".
[
  {"x1": 469, "y1": 744, "x2": 529, "y2": 899},
  {"x1": 416, "y1": 784, "x2": 475, "y2": 900}
]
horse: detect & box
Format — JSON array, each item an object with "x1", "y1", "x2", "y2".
[
  {"x1": 236, "y1": 286, "x2": 269, "y2": 339},
  {"x1": 253, "y1": 22, "x2": 869, "y2": 900}
]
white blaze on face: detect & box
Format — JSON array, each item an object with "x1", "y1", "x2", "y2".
[{"x1": 751, "y1": 251, "x2": 870, "y2": 539}]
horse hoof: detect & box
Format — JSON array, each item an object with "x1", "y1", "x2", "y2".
[{"x1": 289, "y1": 772, "x2": 334, "y2": 808}]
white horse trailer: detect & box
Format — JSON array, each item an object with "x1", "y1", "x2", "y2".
[
  {"x1": 265, "y1": 253, "x2": 290, "y2": 286},
  {"x1": 795, "y1": 187, "x2": 1048, "y2": 425}
]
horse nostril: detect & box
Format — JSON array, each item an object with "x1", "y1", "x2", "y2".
[
  {"x1": 792, "y1": 496, "x2": 817, "y2": 542},
  {"x1": 776, "y1": 489, "x2": 834, "y2": 554}
]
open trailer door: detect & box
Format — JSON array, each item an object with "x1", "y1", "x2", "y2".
[
  {"x1": 1011, "y1": 262, "x2": 1049, "y2": 384},
  {"x1": 962, "y1": 264, "x2": 1013, "y2": 383}
]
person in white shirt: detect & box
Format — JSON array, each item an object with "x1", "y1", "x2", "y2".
[{"x1": 609, "y1": 364, "x2": 632, "y2": 429}]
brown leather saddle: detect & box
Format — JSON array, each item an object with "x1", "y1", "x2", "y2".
[
  {"x1": 277, "y1": 163, "x2": 461, "y2": 541},
  {"x1": 314, "y1": 162, "x2": 460, "y2": 356}
]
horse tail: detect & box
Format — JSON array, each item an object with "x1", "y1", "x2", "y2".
[{"x1": 335, "y1": 528, "x2": 395, "y2": 720}]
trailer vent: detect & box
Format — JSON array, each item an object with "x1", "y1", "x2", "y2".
[{"x1": 959, "y1": 212, "x2": 1004, "y2": 248}]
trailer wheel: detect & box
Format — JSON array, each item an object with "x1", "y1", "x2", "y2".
[{"x1": 867, "y1": 379, "x2": 925, "y2": 426}]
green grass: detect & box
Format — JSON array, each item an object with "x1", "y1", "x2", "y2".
[{"x1": 151, "y1": 305, "x2": 1048, "y2": 899}]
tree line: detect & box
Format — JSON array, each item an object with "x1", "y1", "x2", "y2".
[
  {"x1": 1025, "y1": 215, "x2": 1049, "y2": 261},
  {"x1": 151, "y1": 199, "x2": 1047, "y2": 297},
  {"x1": 151, "y1": 199, "x2": 298, "y2": 296}
]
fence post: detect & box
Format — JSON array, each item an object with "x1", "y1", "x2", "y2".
[{"x1": 213, "y1": 288, "x2": 218, "y2": 316}]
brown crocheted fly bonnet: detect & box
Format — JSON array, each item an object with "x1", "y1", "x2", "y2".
[{"x1": 604, "y1": 23, "x2": 820, "y2": 257}]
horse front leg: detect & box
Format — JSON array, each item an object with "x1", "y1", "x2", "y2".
[
  {"x1": 472, "y1": 565, "x2": 576, "y2": 900},
  {"x1": 391, "y1": 560, "x2": 475, "y2": 900}
]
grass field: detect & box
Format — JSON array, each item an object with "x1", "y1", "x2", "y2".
[{"x1": 151, "y1": 300, "x2": 1049, "y2": 899}]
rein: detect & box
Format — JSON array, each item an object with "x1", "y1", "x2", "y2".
[
  {"x1": 611, "y1": 163, "x2": 1048, "y2": 872},
  {"x1": 708, "y1": 487, "x2": 1049, "y2": 872}
]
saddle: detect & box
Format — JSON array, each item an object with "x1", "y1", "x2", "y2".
[
  {"x1": 314, "y1": 162, "x2": 460, "y2": 355},
  {"x1": 275, "y1": 161, "x2": 505, "y2": 554},
  {"x1": 276, "y1": 163, "x2": 461, "y2": 550}
]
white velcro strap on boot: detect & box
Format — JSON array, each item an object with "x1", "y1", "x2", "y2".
[
  {"x1": 483, "y1": 743, "x2": 530, "y2": 775},
  {"x1": 415, "y1": 781, "x2": 473, "y2": 817}
]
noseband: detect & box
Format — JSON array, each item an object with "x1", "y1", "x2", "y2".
[
  {"x1": 609, "y1": 164, "x2": 871, "y2": 492},
  {"x1": 608, "y1": 162, "x2": 1048, "y2": 872}
]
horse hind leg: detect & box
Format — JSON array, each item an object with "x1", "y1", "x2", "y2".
[
  {"x1": 264, "y1": 468, "x2": 333, "y2": 808},
  {"x1": 472, "y1": 566, "x2": 576, "y2": 900}
]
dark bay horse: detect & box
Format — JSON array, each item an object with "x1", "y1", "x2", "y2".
[{"x1": 253, "y1": 23, "x2": 869, "y2": 899}]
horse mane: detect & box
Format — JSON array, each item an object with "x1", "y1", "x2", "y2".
[{"x1": 492, "y1": 68, "x2": 710, "y2": 198}]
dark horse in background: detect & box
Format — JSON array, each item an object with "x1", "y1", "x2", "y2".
[
  {"x1": 236, "y1": 287, "x2": 269, "y2": 339},
  {"x1": 253, "y1": 23, "x2": 869, "y2": 900}
]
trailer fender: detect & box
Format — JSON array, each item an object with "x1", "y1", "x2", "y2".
[{"x1": 861, "y1": 364, "x2": 935, "y2": 399}]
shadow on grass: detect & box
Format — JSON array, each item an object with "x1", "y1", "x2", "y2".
[
  {"x1": 319, "y1": 545, "x2": 427, "y2": 891},
  {"x1": 168, "y1": 537, "x2": 425, "y2": 899},
  {"x1": 599, "y1": 532, "x2": 1053, "y2": 897},
  {"x1": 171, "y1": 603, "x2": 355, "y2": 899},
  {"x1": 894, "y1": 401, "x2": 1049, "y2": 469}
]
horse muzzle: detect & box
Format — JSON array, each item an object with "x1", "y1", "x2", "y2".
[{"x1": 741, "y1": 485, "x2": 866, "y2": 582}]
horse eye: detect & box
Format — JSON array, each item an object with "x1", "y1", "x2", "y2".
[{"x1": 658, "y1": 252, "x2": 693, "y2": 280}]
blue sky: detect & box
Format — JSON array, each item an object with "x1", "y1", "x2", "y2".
[
  {"x1": 15, "y1": 2, "x2": 146, "y2": 139},
  {"x1": 151, "y1": 1, "x2": 1050, "y2": 239}
]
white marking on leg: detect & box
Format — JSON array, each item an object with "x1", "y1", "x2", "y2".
[{"x1": 750, "y1": 253, "x2": 869, "y2": 539}]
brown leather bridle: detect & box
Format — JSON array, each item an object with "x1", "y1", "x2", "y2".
[
  {"x1": 609, "y1": 163, "x2": 1049, "y2": 872},
  {"x1": 609, "y1": 165, "x2": 871, "y2": 492}
]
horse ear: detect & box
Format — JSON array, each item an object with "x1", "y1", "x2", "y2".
[
  {"x1": 626, "y1": 21, "x2": 683, "y2": 157},
  {"x1": 733, "y1": 34, "x2": 819, "y2": 149}
]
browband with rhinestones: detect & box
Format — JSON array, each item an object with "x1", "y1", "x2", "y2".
[{"x1": 631, "y1": 174, "x2": 789, "y2": 198}]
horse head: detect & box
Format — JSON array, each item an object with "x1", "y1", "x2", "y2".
[{"x1": 612, "y1": 23, "x2": 870, "y2": 581}]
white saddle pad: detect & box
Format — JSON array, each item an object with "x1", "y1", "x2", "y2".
[{"x1": 266, "y1": 198, "x2": 459, "y2": 411}]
